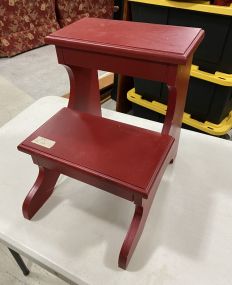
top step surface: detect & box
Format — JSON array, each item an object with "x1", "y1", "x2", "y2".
[{"x1": 45, "y1": 18, "x2": 204, "y2": 64}]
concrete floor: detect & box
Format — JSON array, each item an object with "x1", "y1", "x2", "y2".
[
  {"x1": 0, "y1": 244, "x2": 70, "y2": 285},
  {"x1": 0, "y1": 45, "x2": 106, "y2": 101}
]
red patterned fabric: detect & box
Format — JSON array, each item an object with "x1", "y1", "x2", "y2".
[
  {"x1": 0, "y1": 0, "x2": 114, "y2": 57},
  {"x1": 0, "y1": 0, "x2": 60, "y2": 57},
  {"x1": 56, "y1": 0, "x2": 114, "y2": 28}
]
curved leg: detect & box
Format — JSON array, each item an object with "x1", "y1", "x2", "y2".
[
  {"x1": 118, "y1": 143, "x2": 176, "y2": 269},
  {"x1": 162, "y1": 85, "x2": 177, "y2": 137},
  {"x1": 23, "y1": 166, "x2": 60, "y2": 220},
  {"x1": 64, "y1": 65, "x2": 101, "y2": 116},
  {"x1": 118, "y1": 201, "x2": 150, "y2": 269}
]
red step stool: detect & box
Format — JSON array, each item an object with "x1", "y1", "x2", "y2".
[{"x1": 18, "y1": 18, "x2": 204, "y2": 269}]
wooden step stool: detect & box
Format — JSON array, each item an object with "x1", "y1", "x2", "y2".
[{"x1": 18, "y1": 18, "x2": 204, "y2": 269}]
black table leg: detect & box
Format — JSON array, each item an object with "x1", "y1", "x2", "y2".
[{"x1": 8, "y1": 248, "x2": 30, "y2": 276}]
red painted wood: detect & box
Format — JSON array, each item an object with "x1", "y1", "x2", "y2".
[
  {"x1": 118, "y1": 145, "x2": 174, "y2": 268},
  {"x1": 162, "y1": 56, "x2": 193, "y2": 156},
  {"x1": 65, "y1": 66, "x2": 101, "y2": 115},
  {"x1": 46, "y1": 18, "x2": 204, "y2": 65},
  {"x1": 60, "y1": 48, "x2": 172, "y2": 83},
  {"x1": 22, "y1": 167, "x2": 60, "y2": 219},
  {"x1": 18, "y1": 107, "x2": 174, "y2": 197},
  {"x1": 18, "y1": 18, "x2": 204, "y2": 269}
]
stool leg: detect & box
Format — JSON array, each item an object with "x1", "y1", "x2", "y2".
[
  {"x1": 8, "y1": 248, "x2": 30, "y2": 276},
  {"x1": 65, "y1": 66, "x2": 101, "y2": 116},
  {"x1": 23, "y1": 167, "x2": 60, "y2": 220},
  {"x1": 118, "y1": 202, "x2": 150, "y2": 269},
  {"x1": 118, "y1": 163, "x2": 170, "y2": 270}
]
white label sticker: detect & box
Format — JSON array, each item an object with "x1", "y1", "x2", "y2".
[{"x1": 31, "y1": 136, "x2": 56, "y2": 149}]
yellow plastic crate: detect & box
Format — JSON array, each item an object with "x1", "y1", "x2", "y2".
[
  {"x1": 127, "y1": 88, "x2": 232, "y2": 136},
  {"x1": 129, "y1": 0, "x2": 232, "y2": 73},
  {"x1": 191, "y1": 65, "x2": 232, "y2": 86},
  {"x1": 129, "y1": 0, "x2": 232, "y2": 16}
]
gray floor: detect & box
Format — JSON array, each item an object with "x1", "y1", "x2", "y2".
[
  {"x1": 0, "y1": 45, "x2": 105, "y2": 101},
  {"x1": 0, "y1": 45, "x2": 109, "y2": 128},
  {"x1": 0, "y1": 245, "x2": 70, "y2": 285},
  {"x1": 0, "y1": 45, "x2": 69, "y2": 100}
]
